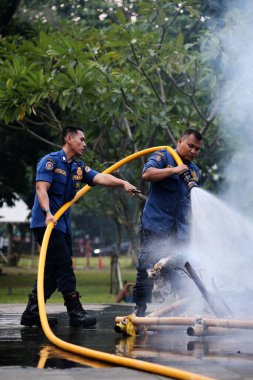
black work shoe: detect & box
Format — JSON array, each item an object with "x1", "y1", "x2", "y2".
[
  {"x1": 64, "y1": 291, "x2": 97, "y2": 327},
  {"x1": 134, "y1": 305, "x2": 147, "y2": 317},
  {"x1": 20, "y1": 293, "x2": 58, "y2": 327},
  {"x1": 69, "y1": 311, "x2": 97, "y2": 327},
  {"x1": 20, "y1": 312, "x2": 58, "y2": 327}
]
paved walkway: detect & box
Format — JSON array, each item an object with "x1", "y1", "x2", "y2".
[
  {"x1": 1, "y1": 304, "x2": 253, "y2": 379},
  {"x1": 0, "y1": 304, "x2": 170, "y2": 379},
  {"x1": 0, "y1": 367, "x2": 169, "y2": 380}
]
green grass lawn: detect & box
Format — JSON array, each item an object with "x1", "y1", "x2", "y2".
[{"x1": 0, "y1": 256, "x2": 136, "y2": 304}]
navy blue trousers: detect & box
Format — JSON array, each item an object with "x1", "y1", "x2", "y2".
[
  {"x1": 31, "y1": 228, "x2": 76, "y2": 299},
  {"x1": 133, "y1": 229, "x2": 188, "y2": 307}
]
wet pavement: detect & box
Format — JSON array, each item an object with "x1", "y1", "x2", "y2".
[{"x1": 1, "y1": 303, "x2": 253, "y2": 379}]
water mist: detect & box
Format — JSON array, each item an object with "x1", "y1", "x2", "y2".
[{"x1": 186, "y1": 186, "x2": 253, "y2": 317}]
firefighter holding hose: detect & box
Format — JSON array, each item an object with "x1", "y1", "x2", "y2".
[
  {"x1": 133, "y1": 129, "x2": 203, "y2": 317},
  {"x1": 21, "y1": 126, "x2": 138, "y2": 328}
]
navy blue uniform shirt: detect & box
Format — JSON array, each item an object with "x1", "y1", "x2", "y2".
[
  {"x1": 30, "y1": 149, "x2": 99, "y2": 235},
  {"x1": 141, "y1": 149, "x2": 201, "y2": 238}
]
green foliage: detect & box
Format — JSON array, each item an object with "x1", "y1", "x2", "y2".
[
  {"x1": 0, "y1": 124, "x2": 49, "y2": 207},
  {"x1": 0, "y1": 1, "x2": 217, "y2": 133},
  {"x1": 0, "y1": 256, "x2": 136, "y2": 303},
  {"x1": 0, "y1": 0, "x2": 229, "y2": 242}
]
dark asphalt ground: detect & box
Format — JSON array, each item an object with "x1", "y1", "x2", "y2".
[{"x1": 1, "y1": 303, "x2": 253, "y2": 380}]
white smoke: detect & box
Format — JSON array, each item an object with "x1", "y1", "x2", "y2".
[
  {"x1": 214, "y1": 1, "x2": 253, "y2": 213},
  {"x1": 186, "y1": 1, "x2": 253, "y2": 317}
]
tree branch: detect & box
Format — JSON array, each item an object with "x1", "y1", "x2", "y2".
[
  {"x1": 158, "y1": 4, "x2": 183, "y2": 51},
  {"x1": 123, "y1": 116, "x2": 139, "y2": 153},
  {"x1": 161, "y1": 68, "x2": 217, "y2": 125},
  {"x1": 25, "y1": 127, "x2": 61, "y2": 148},
  {"x1": 129, "y1": 43, "x2": 165, "y2": 105},
  {"x1": 3, "y1": 121, "x2": 60, "y2": 148},
  {"x1": 46, "y1": 101, "x2": 63, "y2": 131}
]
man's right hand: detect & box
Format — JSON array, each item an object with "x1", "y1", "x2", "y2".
[{"x1": 173, "y1": 164, "x2": 189, "y2": 175}]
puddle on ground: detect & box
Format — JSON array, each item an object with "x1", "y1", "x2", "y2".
[{"x1": 1, "y1": 304, "x2": 253, "y2": 379}]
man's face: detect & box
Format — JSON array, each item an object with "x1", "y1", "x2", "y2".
[
  {"x1": 68, "y1": 130, "x2": 86, "y2": 156},
  {"x1": 177, "y1": 133, "x2": 202, "y2": 162}
]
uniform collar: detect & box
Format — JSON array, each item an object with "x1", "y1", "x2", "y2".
[
  {"x1": 60, "y1": 149, "x2": 78, "y2": 170},
  {"x1": 60, "y1": 149, "x2": 76, "y2": 163},
  {"x1": 60, "y1": 149, "x2": 68, "y2": 163}
]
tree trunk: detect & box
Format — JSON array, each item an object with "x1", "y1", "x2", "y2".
[
  {"x1": 0, "y1": 0, "x2": 22, "y2": 33},
  {"x1": 6, "y1": 223, "x2": 19, "y2": 266},
  {"x1": 110, "y1": 221, "x2": 122, "y2": 295},
  {"x1": 7, "y1": 223, "x2": 13, "y2": 265}
]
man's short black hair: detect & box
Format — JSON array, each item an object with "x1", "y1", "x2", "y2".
[
  {"x1": 181, "y1": 129, "x2": 203, "y2": 141},
  {"x1": 62, "y1": 127, "x2": 84, "y2": 145}
]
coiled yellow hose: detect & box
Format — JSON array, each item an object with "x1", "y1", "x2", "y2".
[{"x1": 37, "y1": 146, "x2": 216, "y2": 380}]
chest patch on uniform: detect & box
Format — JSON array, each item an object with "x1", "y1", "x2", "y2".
[
  {"x1": 54, "y1": 168, "x2": 66, "y2": 176},
  {"x1": 85, "y1": 166, "x2": 91, "y2": 172},
  {"x1": 77, "y1": 167, "x2": 82, "y2": 176},
  {"x1": 73, "y1": 175, "x2": 82, "y2": 180},
  {"x1": 191, "y1": 171, "x2": 199, "y2": 182}
]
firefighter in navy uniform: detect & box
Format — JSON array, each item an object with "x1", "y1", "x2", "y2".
[
  {"x1": 133, "y1": 129, "x2": 203, "y2": 317},
  {"x1": 21, "y1": 127, "x2": 138, "y2": 327}
]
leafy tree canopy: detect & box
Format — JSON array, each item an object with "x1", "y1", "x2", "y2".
[{"x1": 0, "y1": 0, "x2": 231, "y2": 236}]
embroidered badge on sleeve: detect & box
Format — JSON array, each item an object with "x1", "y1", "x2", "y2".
[
  {"x1": 45, "y1": 161, "x2": 54, "y2": 171},
  {"x1": 154, "y1": 151, "x2": 164, "y2": 162},
  {"x1": 45, "y1": 158, "x2": 55, "y2": 171}
]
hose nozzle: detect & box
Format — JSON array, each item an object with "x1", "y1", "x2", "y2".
[
  {"x1": 188, "y1": 181, "x2": 198, "y2": 190},
  {"x1": 179, "y1": 169, "x2": 198, "y2": 190},
  {"x1": 114, "y1": 318, "x2": 128, "y2": 334}
]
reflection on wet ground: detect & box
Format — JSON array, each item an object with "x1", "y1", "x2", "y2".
[{"x1": 1, "y1": 304, "x2": 253, "y2": 379}]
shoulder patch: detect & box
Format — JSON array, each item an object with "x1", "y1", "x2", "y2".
[
  {"x1": 46, "y1": 158, "x2": 56, "y2": 164},
  {"x1": 45, "y1": 160, "x2": 54, "y2": 171},
  {"x1": 154, "y1": 154, "x2": 162, "y2": 161}
]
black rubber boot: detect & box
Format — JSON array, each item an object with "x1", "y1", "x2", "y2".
[
  {"x1": 63, "y1": 291, "x2": 97, "y2": 327},
  {"x1": 133, "y1": 281, "x2": 153, "y2": 317},
  {"x1": 134, "y1": 303, "x2": 147, "y2": 317},
  {"x1": 20, "y1": 293, "x2": 58, "y2": 327}
]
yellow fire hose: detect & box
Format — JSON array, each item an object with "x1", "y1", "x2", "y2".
[{"x1": 37, "y1": 146, "x2": 216, "y2": 380}]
